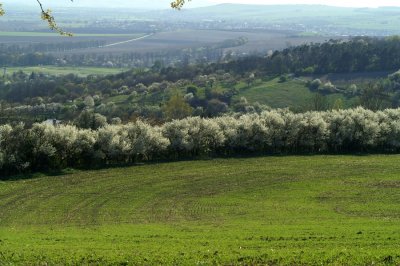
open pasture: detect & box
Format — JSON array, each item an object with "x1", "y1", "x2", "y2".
[
  {"x1": 0, "y1": 155, "x2": 399, "y2": 264},
  {"x1": 234, "y1": 77, "x2": 357, "y2": 109}
]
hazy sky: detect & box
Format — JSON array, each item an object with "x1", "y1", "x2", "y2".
[
  {"x1": 209, "y1": 0, "x2": 400, "y2": 8},
  {"x1": 5, "y1": 0, "x2": 400, "y2": 9}
]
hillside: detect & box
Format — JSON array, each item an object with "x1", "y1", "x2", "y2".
[
  {"x1": 1, "y1": 155, "x2": 400, "y2": 264},
  {"x1": 7, "y1": 36, "x2": 400, "y2": 126}
]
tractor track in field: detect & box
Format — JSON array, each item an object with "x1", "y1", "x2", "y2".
[{"x1": 99, "y1": 33, "x2": 154, "y2": 48}]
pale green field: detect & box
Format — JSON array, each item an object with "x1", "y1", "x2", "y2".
[{"x1": 234, "y1": 78, "x2": 357, "y2": 109}]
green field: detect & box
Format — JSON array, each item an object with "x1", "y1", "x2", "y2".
[
  {"x1": 235, "y1": 78, "x2": 356, "y2": 109},
  {"x1": 6, "y1": 66, "x2": 129, "y2": 77},
  {"x1": 0, "y1": 155, "x2": 399, "y2": 264},
  {"x1": 235, "y1": 78, "x2": 313, "y2": 108}
]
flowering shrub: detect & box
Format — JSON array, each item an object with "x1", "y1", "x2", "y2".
[{"x1": 2, "y1": 107, "x2": 400, "y2": 176}]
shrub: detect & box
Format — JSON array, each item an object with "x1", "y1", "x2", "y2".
[{"x1": 3, "y1": 107, "x2": 400, "y2": 176}]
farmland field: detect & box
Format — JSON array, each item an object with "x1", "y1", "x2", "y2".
[
  {"x1": 58, "y1": 30, "x2": 334, "y2": 55},
  {"x1": 0, "y1": 155, "x2": 399, "y2": 264},
  {"x1": 0, "y1": 33, "x2": 146, "y2": 47},
  {"x1": 0, "y1": 29, "x2": 336, "y2": 55}
]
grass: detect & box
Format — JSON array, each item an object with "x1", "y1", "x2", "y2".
[
  {"x1": 235, "y1": 78, "x2": 313, "y2": 108},
  {"x1": 6, "y1": 66, "x2": 129, "y2": 77},
  {"x1": 234, "y1": 78, "x2": 357, "y2": 110},
  {"x1": 0, "y1": 155, "x2": 400, "y2": 264}
]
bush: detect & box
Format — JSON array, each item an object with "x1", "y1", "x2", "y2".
[
  {"x1": 3, "y1": 107, "x2": 400, "y2": 176},
  {"x1": 309, "y1": 79, "x2": 322, "y2": 90}
]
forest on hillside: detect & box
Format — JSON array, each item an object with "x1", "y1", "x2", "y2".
[
  {"x1": 2, "y1": 37, "x2": 400, "y2": 126},
  {"x1": 2, "y1": 37, "x2": 400, "y2": 176}
]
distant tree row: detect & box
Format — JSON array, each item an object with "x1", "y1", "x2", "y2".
[
  {"x1": 5, "y1": 37, "x2": 400, "y2": 102},
  {"x1": 5, "y1": 36, "x2": 400, "y2": 73},
  {"x1": 2, "y1": 107, "x2": 400, "y2": 177},
  {"x1": 0, "y1": 42, "x2": 225, "y2": 68},
  {"x1": 224, "y1": 37, "x2": 400, "y2": 75}
]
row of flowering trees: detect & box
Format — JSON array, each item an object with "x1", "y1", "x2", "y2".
[{"x1": 2, "y1": 107, "x2": 400, "y2": 176}]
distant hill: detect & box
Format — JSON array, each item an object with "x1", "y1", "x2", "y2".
[
  {"x1": 4, "y1": 2, "x2": 400, "y2": 35},
  {"x1": 183, "y1": 3, "x2": 400, "y2": 20},
  {"x1": 163, "y1": 4, "x2": 400, "y2": 35}
]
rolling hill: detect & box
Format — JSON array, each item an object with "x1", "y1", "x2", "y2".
[{"x1": 1, "y1": 155, "x2": 399, "y2": 264}]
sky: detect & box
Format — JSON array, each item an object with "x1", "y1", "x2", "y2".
[
  {"x1": 209, "y1": 0, "x2": 400, "y2": 8},
  {"x1": 5, "y1": 0, "x2": 400, "y2": 9}
]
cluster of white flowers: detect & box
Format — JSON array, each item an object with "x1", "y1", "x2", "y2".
[
  {"x1": 163, "y1": 117, "x2": 225, "y2": 156},
  {"x1": 3, "y1": 107, "x2": 400, "y2": 175}
]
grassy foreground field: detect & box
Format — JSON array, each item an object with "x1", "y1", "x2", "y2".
[{"x1": 0, "y1": 155, "x2": 400, "y2": 265}]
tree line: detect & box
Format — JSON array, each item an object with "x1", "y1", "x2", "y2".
[
  {"x1": 223, "y1": 36, "x2": 400, "y2": 75},
  {"x1": 0, "y1": 40, "x2": 226, "y2": 68},
  {"x1": 4, "y1": 37, "x2": 400, "y2": 104},
  {"x1": 4, "y1": 36, "x2": 400, "y2": 72},
  {"x1": 2, "y1": 107, "x2": 400, "y2": 177}
]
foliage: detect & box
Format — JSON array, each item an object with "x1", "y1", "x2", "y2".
[
  {"x1": 163, "y1": 93, "x2": 193, "y2": 120},
  {"x1": 312, "y1": 92, "x2": 328, "y2": 111},
  {"x1": 3, "y1": 107, "x2": 400, "y2": 176},
  {"x1": 4, "y1": 37, "x2": 400, "y2": 126},
  {"x1": 75, "y1": 111, "x2": 107, "y2": 130},
  {"x1": 227, "y1": 37, "x2": 400, "y2": 75},
  {"x1": 359, "y1": 83, "x2": 391, "y2": 111},
  {"x1": 170, "y1": 0, "x2": 191, "y2": 9},
  {"x1": 39, "y1": 7, "x2": 72, "y2": 36}
]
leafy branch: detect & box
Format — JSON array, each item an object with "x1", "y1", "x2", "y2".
[
  {"x1": 36, "y1": 0, "x2": 73, "y2": 36},
  {"x1": 0, "y1": 3, "x2": 4, "y2": 16},
  {"x1": 171, "y1": 0, "x2": 191, "y2": 9}
]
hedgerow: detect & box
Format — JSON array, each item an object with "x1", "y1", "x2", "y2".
[{"x1": 2, "y1": 107, "x2": 400, "y2": 176}]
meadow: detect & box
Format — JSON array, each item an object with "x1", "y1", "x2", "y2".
[
  {"x1": 235, "y1": 78, "x2": 315, "y2": 109},
  {"x1": 0, "y1": 155, "x2": 399, "y2": 264},
  {"x1": 104, "y1": 76, "x2": 357, "y2": 111},
  {"x1": 61, "y1": 29, "x2": 332, "y2": 55},
  {"x1": 231, "y1": 77, "x2": 357, "y2": 109}
]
